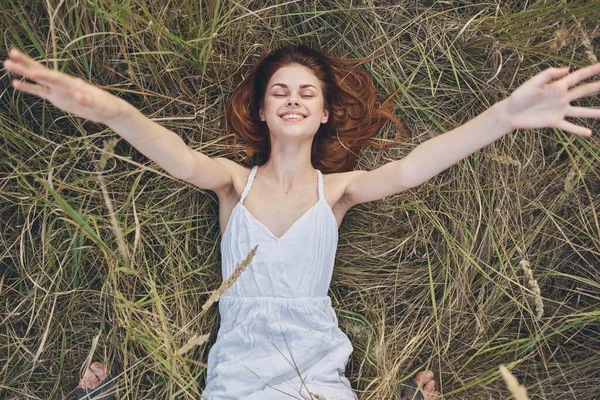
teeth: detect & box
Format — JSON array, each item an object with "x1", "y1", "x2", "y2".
[{"x1": 282, "y1": 114, "x2": 304, "y2": 119}]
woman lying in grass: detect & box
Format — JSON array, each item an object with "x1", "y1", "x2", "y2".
[{"x1": 4, "y1": 45, "x2": 599, "y2": 400}]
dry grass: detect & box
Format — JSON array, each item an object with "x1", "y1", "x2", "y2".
[{"x1": 1, "y1": 0, "x2": 599, "y2": 399}]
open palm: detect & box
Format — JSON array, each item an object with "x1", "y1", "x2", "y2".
[
  {"x1": 506, "y1": 62, "x2": 600, "y2": 136},
  {"x1": 3, "y1": 48, "x2": 124, "y2": 124}
]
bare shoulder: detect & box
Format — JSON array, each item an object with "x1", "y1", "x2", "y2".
[
  {"x1": 322, "y1": 169, "x2": 366, "y2": 215},
  {"x1": 329, "y1": 161, "x2": 410, "y2": 208},
  {"x1": 213, "y1": 156, "x2": 249, "y2": 177},
  {"x1": 322, "y1": 169, "x2": 385, "y2": 227},
  {"x1": 212, "y1": 157, "x2": 252, "y2": 201}
]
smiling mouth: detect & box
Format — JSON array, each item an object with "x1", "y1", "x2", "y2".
[{"x1": 280, "y1": 114, "x2": 306, "y2": 121}]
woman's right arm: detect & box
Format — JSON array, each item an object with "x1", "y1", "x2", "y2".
[
  {"x1": 104, "y1": 106, "x2": 233, "y2": 193},
  {"x1": 3, "y1": 48, "x2": 232, "y2": 194}
]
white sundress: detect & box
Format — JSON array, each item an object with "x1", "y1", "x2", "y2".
[{"x1": 201, "y1": 165, "x2": 357, "y2": 400}]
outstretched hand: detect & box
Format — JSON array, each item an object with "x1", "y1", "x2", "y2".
[
  {"x1": 3, "y1": 48, "x2": 126, "y2": 124},
  {"x1": 505, "y1": 62, "x2": 600, "y2": 137}
]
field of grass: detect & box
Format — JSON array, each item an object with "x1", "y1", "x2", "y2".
[{"x1": 1, "y1": 0, "x2": 599, "y2": 399}]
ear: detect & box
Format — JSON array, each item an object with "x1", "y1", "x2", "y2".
[
  {"x1": 321, "y1": 108, "x2": 330, "y2": 124},
  {"x1": 259, "y1": 107, "x2": 266, "y2": 121}
]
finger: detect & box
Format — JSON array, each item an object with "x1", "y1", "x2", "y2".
[
  {"x1": 3, "y1": 59, "x2": 32, "y2": 78},
  {"x1": 560, "y1": 62, "x2": 600, "y2": 87},
  {"x1": 4, "y1": 58, "x2": 63, "y2": 88},
  {"x1": 7, "y1": 49, "x2": 45, "y2": 80},
  {"x1": 8, "y1": 48, "x2": 45, "y2": 71},
  {"x1": 11, "y1": 79, "x2": 51, "y2": 98},
  {"x1": 6, "y1": 50, "x2": 72, "y2": 88},
  {"x1": 567, "y1": 80, "x2": 600, "y2": 102},
  {"x1": 568, "y1": 106, "x2": 600, "y2": 119},
  {"x1": 529, "y1": 66, "x2": 570, "y2": 86},
  {"x1": 558, "y1": 120, "x2": 592, "y2": 136},
  {"x1": 28, "y1": 68, "x2": 72, "y2": 87}
]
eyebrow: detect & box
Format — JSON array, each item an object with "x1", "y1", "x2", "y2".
[{"x1": 270, "y1": 83, "x2": 317, "y2": 90}]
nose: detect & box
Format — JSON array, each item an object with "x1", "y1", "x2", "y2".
[{"x1": 286, "y1": 93, "x2": 300, "y2": 106}]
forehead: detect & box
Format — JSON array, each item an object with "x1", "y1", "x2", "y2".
[{"x1": 268, "y1": 64, "x2": 322, "y2": 89}]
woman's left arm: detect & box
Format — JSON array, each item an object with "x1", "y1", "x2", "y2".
[
  {"x1": 398, "y1": 63, "x2": 600, "y2": 188},
  {"x1": 341, "y1": 63, "x2": 600, "y2": 208}
]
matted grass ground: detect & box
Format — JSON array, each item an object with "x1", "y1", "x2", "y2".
[{"x1": 1, "y1": 0, "x2": 599, "y2": 399}]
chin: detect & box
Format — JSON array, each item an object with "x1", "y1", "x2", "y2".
[{"x1": 282, "y1": 128, "x2": 317, "y2": 138}]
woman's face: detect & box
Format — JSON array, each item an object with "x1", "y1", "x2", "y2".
[{"x1": 259, "y1": 63, "x2": 329, "y2": 141}]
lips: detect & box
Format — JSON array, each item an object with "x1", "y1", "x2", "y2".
[
  {"x1": 279, "y1": 111, "x2": 307, "y2": 120},
  {"x1": 281, "y1": 114, "x2": 306, "y2": 121}
]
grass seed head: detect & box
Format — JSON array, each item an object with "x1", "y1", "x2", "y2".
[
  {"x1": 519, "y1": 260, "x2": 544, "y2": 321},
  {"x1": 201, "y1": 245, "x2": 258, "y2": 312},
  {"x1": 499, "y1": 365, "x2": 530, "y2": 400}
]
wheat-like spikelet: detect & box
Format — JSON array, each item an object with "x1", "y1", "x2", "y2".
[
  {"x1": 499, "y1": 365, "x2": 529, "y2": 400},
  {"x1": 201, "y1": 244, "x2": 258, "y2": 312},
  {"x1": 487, "y1": 153, "x2": 521, "y2": 167},
  {"x1": 177, "y1": 333, "x2": 210, "y2": 356},
  {"x1": 519, "y1": 259, "x2": 544, "y2": 321},
  {"x1": 553, "y1": 21, "x2": 568, "y2": 52},
  {"x1": 564, "y1": 165, "x2": 577, "y2": 192},
  {"x1": 573, "y1": 15, "x2": 597, "y2": 63}
]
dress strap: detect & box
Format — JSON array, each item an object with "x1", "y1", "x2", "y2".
[
  {"x1": 316, "y1": 170, "x2": 324, "y2": 202},
  {"x1": 240, "y1": 165, "x2": 259, "y2": 205}
]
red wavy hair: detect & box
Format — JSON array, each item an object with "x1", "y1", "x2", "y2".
[{"x1": 225, "y1": 45, "x2": 407, "y2": 173}]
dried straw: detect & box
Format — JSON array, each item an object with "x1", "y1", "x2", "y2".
[{"x1": 97, "y1": 138, "x2": 131, "y2": 267}]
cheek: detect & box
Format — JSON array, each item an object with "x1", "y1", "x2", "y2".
[{"x1": 262, "y1": 100, "x2": 278, "y2": 118}]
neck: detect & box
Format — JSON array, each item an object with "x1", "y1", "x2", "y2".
[{"x1": 261, "y1": 135, "x2": 315, "y2": 192}]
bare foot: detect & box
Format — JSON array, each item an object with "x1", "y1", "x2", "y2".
[
  {"x1": 400, "y1": 370, "x2": 438, "y2": 400},
  {"x1": 77, "y1": 361, "x2": 109, "y2": 391}
]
